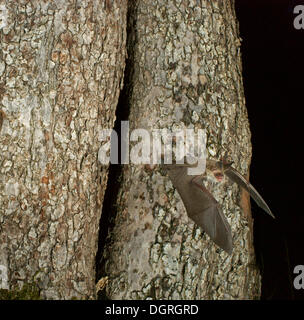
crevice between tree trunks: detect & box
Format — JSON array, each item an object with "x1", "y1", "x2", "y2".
[{"x1": 95, "y1": 2, "x2": 136, "y2": 300}]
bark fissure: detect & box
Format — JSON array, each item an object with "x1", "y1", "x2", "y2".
[{"x1": 95, "y1": 2, "x2": 135, "y2": 298}]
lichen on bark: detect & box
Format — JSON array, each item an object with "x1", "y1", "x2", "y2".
[
  {"x1": 102, "y1": 0, "x2": 261, "y2": 300},
  {"x1": 0, "y1": 0, "x2": 127, "y2": 299}
]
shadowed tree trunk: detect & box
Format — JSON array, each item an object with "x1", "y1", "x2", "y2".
[
  {"x1": 102, "y1": 0, "x2": 261, "y2": 299},
  {"x1": 0, "y1": 0, "x2": 126, "y2": 299}
]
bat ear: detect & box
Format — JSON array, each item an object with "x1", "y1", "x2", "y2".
[{"x1": 222, "y1": 153, "x2": 233, "y2": 167}]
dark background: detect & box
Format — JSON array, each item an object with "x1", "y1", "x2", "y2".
[{"x1": 235, "y1": 0, "x2": 304, "y2": 299}]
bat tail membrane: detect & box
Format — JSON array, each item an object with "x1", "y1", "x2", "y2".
[{"x1": 224, "y1": 167, "x2": 275, "y2": 219}]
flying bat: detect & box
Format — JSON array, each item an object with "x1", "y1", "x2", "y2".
[{"x1": 163, "y1": 158, "x2": 275, "y2": 254}]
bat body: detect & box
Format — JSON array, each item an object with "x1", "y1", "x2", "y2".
[{"x1": 164, "y1": 159, "x2": 274, "y2": 254}]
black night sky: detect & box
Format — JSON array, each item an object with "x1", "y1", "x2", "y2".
[{"x1": 235, "y1": 0, "x2": 304, "y2": 299}]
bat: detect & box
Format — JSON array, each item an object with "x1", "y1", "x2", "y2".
[{"x1": 163, "y1": 158, "x2": 275, "y2": 254}]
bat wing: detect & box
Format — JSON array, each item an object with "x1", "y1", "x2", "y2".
[
  {"x1": 224, "y1": 166, "x2": 275, "y2": 219},
  {"x1": 166, "y1": 165, "x2": 232, "y2": 254}
]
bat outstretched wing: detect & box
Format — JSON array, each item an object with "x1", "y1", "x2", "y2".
[
  {"x1": 223, "y1": 165, "x2": 275, "y2": 219},
  {"x1": 166, "y1": 164, "x2": 232, "y2": 254}
]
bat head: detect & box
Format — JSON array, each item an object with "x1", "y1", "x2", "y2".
[
  {"x1": 213, "y1": 170, "x2": 224, "y2": 182},
  {"x1": 206, "y1": 159, "x2": 233, "y2": 183},
  {"x1": 206, "y1": 160, "x2": 224, "y2": 182}
]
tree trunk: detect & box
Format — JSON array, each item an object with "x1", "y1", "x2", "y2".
[
  {"x1": 103, "y1": 0, "x2": 261, "y2": 299},
  {"x1": 0, "y1": 0, "x2": 126, "y2": 299}
]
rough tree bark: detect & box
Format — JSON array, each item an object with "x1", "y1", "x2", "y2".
[
  {"x1": 102, "y1": 0, "x2": 261, "y2": 299},
  {"x1": 0, "y1": 0, "x2": 126, "y2": 299}
]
